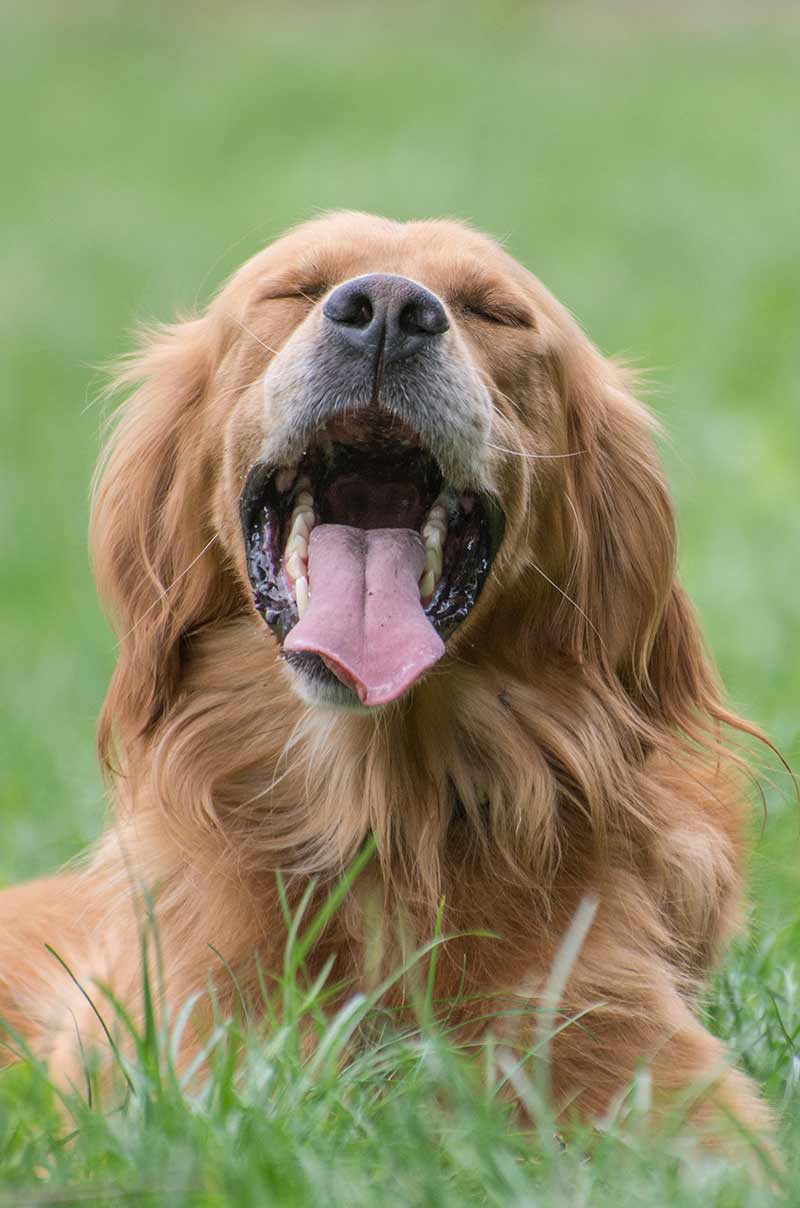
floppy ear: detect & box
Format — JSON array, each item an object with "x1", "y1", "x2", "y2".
[
  {"x1": 554, "y1": 338, "x2": 720, "y2": 728},
  {"x1": 91, "y1": 317, "x2": 237, "y2": 771}
]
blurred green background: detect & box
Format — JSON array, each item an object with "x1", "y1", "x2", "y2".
[{"x1": 1, "y1": 2, "x2": 798, "y2": 919}]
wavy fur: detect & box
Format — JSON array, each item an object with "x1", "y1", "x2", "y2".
[{"x1": 0, "y1": 212, "x2": 777, "y2": 1147}]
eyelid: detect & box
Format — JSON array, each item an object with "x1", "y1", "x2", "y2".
[
  {"x1": 260, "y1": 282, "x2": 329, "y2": 303},
  {"x1": 458, "y1": 299, "x2": 534, "y2": 329}
]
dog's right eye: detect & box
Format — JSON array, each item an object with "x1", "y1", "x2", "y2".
[{"x1": 261, "y1": 283, "x2": 329, "y2": 305}]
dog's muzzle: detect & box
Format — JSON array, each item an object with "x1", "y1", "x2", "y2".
[{"x1": 240, "y1": 275, "x2": 504, "y2": 708}]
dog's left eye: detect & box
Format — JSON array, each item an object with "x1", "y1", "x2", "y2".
[{"x1": 458, "y1": 300, "x2": 533, "y2": 329}]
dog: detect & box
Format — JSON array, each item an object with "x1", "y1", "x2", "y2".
[{"x1": 0, "y1": 211, "x2": 774, "y2": 1145}]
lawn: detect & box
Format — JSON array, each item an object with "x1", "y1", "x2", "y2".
[{"x1": 1, "y1": 2, "x2": 799, "y2": 1203}]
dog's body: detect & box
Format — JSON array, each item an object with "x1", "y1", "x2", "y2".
[{"x1": 0, "y1": 213, "x2": 772, "y2": 1141}]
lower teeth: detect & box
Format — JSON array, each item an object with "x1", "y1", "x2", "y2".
[{"x1": 295, "y1": 574, "x2": 309, "y2": 618}]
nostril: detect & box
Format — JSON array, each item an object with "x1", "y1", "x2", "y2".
[
  {"x1": 347, "y1": 293, "x2": 373, "y2": 329},
  {"x1": 323, "y1": 287, "x2": 374, "y2": 329},
  {"x1": 399, "y1": 298, "x2": 449, "y2": 337},
  {"x1": 398, "y1": 302, "x2": 421, "y2": 336},
  {"x1": 355, "y1": 295, "x2": 372, "y2": 326}
]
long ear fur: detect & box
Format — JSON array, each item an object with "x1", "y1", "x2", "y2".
[
  {"x1": 91, "y1": 317, "x2": 237, "y2": 772},
  {"x1": 552, "y1": 336, "x2": 734, "y2": 739}
]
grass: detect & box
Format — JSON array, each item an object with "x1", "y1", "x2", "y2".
[
  {"x1": 1, "y1": 2, "x2": 799, "y2": 1202},
  {"x1": 1, "y1": 884, "x2": 798, "y2": 1207}
]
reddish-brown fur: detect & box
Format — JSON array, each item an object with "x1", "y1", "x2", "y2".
[{"x1": 0, "y1": 212, "x2": 774, "y2": 1145}]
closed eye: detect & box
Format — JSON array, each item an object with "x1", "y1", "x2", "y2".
[
  {"x1": 260, "y1": 282, "x2": 330, "y2": 305},
  {"x1": 457, "y1": 298, "x2": 534, "y2": 329}
]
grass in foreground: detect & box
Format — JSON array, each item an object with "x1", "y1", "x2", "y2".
[{"x1": 1, "y1": 881, "x2": 799, "y2": 1207}]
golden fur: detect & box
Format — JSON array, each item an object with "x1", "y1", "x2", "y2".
[{"x1": 0, "y1": 212, "x2": 775, "y2": 1144}]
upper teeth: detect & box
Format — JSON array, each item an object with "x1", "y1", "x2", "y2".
[
  {"x1": 283, "y1": 486, "x2": 315, "y2": 617},
  {"x1": 279, "y1": 475, "x2": 451, "y2": 613},
  {"x1": 419, "y1": 495, "x2": 448, "y2": 603}
]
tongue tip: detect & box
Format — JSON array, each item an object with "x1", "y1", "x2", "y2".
[
  {"x1": 293, "y1": 639, "x2": 445, "y2": 707},
  {"x1": 358, "y1": 672, "x2": 435, "y2": 708}
]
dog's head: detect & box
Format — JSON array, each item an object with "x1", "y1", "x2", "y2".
[{"x1": 93, "y1": 211, "x2": 694, "y2": 760}]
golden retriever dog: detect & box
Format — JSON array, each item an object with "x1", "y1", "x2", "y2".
[{"x1": 0, "y1": 212, "x2": 775, "y2": 1146}]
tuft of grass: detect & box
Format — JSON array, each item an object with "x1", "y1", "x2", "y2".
[{"x1": 2, "y1": 881, "x2": 799, "y2": 1205}]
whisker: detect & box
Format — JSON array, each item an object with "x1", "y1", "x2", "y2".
[
  {"x1": 487, "y1": 440, "x2": 586, "y2": 461},
  {"x1": 192, "y1": 217, "x2": 282, "y2": 310},
  {"x1": 213, "y1": 372, "x2": 267, "y2": 405},
  {"x1": 222, "y1": 311, "x2": 282, "y2": 357},
  {"x1": 236, "y1": 719, "x2": 306, "y2": 813},
  {"x1": 529, "y1": 559, "x2": 606, "y2": 649},
  {"x1": 115, "y1": 533, "x2": 220, "y2": 648},
  {"x1": 475, "y1": 368, "x2": 526, "y2": 417},
  {"x1": 476, "y1": 370, "x2": 586, "y2": 459}
]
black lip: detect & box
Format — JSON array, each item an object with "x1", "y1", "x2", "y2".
[
  {"x1": 240, "y1": 462, "x2": 297, "y2": 642},
  {"x1": 240, "y1": 437, "x2": 505, "y2": 655}
]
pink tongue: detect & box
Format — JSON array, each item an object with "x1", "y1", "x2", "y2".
[{"x1": 283, "y1": 524, "x2": 445, "y2": 706}]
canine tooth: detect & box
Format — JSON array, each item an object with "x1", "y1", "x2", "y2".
[
  {"x1": 289, "y1": 503, "x2": 314, "y2": 525},
  {"x1": 423, "y1": 526, "x2": 443, "y2": 551},
  {"x1": 287, "y1": 533, "x2": 308, "y2": 561},
  {"x1": 288, "y1": 508, "x2": 313, "y2": 538},
  {"x1": 295, "y1": 490, "x2": 314, "y2": 510},
  {"x1": 419, "y1": 569, "x2": 436, "y2": 601},
  {"x1": 424, "y1": 546, "x2": 442, "y2": 578},
  {"x1": 427, "y1": 504, "x2": 448, "y2": 527},
  {"x1": 295, "y1": 575, "x2": 309, "y2": 617},
  {"x1": 286, "y1": 551, "x2": 306, "y2": 582},
  {"x1": 290, "y1": 513, "x2": 314, "y2": 543}
]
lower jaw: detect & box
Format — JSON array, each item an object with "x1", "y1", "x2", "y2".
[{"x1": 285, "y1": 653, "x2": 382, "y2": 711}]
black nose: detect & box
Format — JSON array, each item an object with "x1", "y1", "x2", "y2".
[{"x1": 322, "y1": 273, "x2": 449, "y2": 363}]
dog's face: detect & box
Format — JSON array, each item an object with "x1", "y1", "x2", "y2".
[
  {"x1": 221, "y1": 213, "x2": 559, "y2": 708},
  {"x1": 94, "y1": 212, "x2": 678, "y2": 745},
  {"x1": 212, "y1": 212, "x2": 592, "y2": 709}
]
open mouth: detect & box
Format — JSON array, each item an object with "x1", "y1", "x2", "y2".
[{"x1": 241, "y1": 411, "x2": 502, "y2": 706}]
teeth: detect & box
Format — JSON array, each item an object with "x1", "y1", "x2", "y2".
[
  {"x1": 418, "y1": 493, "x2": 449, "y2": 603},
  {"x1": 286, "y1": 550, "x2": 305, "y2": 582},
  {"x1": 290, "y1": 505, "x2": 314, "y2": 532},
  {"x1": 284, "y1": 486, "x2": 316, "y2": 589},
  {"x1": 424, "y1": 545, "x2": 442, "y2": 579},
  {"x1": 295, "y1": 575, "x2": 309, "y2": 618},
  {"x1": 419, "y1": 569, "x2": 436, "y2": 602},
  {"x1": 287, "y1": 532, "x2": 308, "y2": 561}
]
